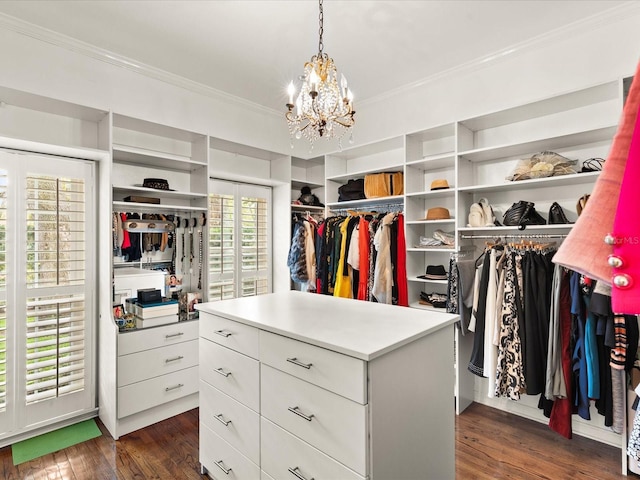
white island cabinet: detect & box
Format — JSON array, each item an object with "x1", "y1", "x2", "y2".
[{"x1": 196, "y1": 291, "x2": 458, "y2": 480}]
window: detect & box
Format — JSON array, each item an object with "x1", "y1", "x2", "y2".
[{"x1": 208, "y1": 180, "x2": 271, "y2": 301}]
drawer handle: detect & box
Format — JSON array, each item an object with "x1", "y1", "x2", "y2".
[
  {"x1": 288, "y1": 406, "x2": 314, "y2": 422},
  {"x1": 214, "y1": 367, "x2": 232, "y2": 377},
  {"x1": 214, "y1": 329, "x2": 233, "y2": 338},
  {"x1": 165, "y1": 383, "x2": 184, "y2": 392},
  {"x1": 165, "y1": 332, "x2": 184, "y2": 339},
  {"x1": 214, "y1": 459, "x2": 232, "y2": 475},
  {"x1": 288, "y1": 467, "x2": 314, "y2": 480},
  {"x1": 214, "y1": 413, "x2": 232, "y2": 427},
  {"x1": 286, "y1": 357, "x2": 313, "y2": 369},
  {"x1": 165, "y1": 355, "x2": 184, "y2": 363}
]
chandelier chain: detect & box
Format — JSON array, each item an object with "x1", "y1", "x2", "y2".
[{"x1": 318, "y1": 0, "x2": 324, "y2": 55}]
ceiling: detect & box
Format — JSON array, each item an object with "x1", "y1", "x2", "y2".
[{"x1": 0, "y1": 1, "x2": 631, "y2": 113}]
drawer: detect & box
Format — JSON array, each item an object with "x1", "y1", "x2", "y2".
[
  {"x1": 118, "y1": 320, "x2": 199, "y2": 356},
  {"x1": 200, "y1": 422, "x2": 260, "y2": 480},
  {"x1": 200, "y1": 380, "x2": 260, "y2": 464},
  {"x1": 261, "y1": 417, "x2": 366, "y2": 480},
  {"x1": 259, "y1": 330, "x2": 367, "y2": 404},
  {"x1": 117, "y1": 365, "x2": 198, "y2": 418},
  {"x1": 261, "y1": 365, "x2": 368, "y2": 476},
  {"x1": 118, "y1": 339, "x2": 198, "y2": 387},
  {"x1": 200, "y1": 338, "x2": 260, "y2": 412},
  {"x1": 200, "y1": 312, "x2": 259, "y2": 359}
]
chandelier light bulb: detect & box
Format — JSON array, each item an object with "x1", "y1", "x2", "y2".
[
  {"x1": 284, "y1": 0, "x2": 355, "y2": 147},
  {"x1": 287, "y1": 82, "x2": 295, "y2": 105}
]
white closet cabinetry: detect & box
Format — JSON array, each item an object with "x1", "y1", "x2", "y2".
[
  {"x1": 291, "y1": 156, "x2": 325, "y2": 213},
  {"x1": 324, "y1": 136, "x2": 405, "y2": 211},
  {"x1": 404, "y1": 124, "x2": 457, "y2": 312},
  {"x1": 197, "y1": 291, "x2": 458, "y2": 480},
  {"x1": 456, "y1": 80, "x2": 618, "y2": 236},
  {"x1": 102, "y1": 115, "x2": 210, "y2": 439},
  {"x1": 453, "y1": 80, "x2": 623, "y2": 444}
]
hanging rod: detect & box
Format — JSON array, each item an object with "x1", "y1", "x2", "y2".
[
  {"x1": 460, "y1": 233, "x2": 568, "y2": 240},
  {"x1": 123, "y1": 219, "x2": 175, "y2": 233},
  {"x1": 330, "y1": 203, "x2": 404, "y2": 215}
]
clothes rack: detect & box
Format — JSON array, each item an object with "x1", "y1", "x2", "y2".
[
  {"x1": 460, "y1": 233, "x2": 568, "y2": 240},
  {"x1": 330, "y1": 202, "x2": 404, "y2": 216}
]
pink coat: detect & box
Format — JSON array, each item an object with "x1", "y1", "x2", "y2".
[{"x1": 610, "y1": 100, "x2": 640, "y2": 313}]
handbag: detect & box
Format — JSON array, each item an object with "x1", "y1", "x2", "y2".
[
  {"x1": 364, "y1": 172, "x2": 404, "y2": 198},
  {"x1": 576, "y1": 194, "x2": 590, "y2": 216},
  {"x1": 503, "y1": 200, "x2": 547, "y2": 230},
  {"x1": 337, "y1": 179, "x2": 366, "y2": 202},
  {"x1": 548, "y1": 202, "x2": 571, "y2": 224}
]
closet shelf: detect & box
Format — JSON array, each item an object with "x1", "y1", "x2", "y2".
[
  {"x1": 406, "y1": 219, "x2": 455, "y2": 225},
  {"x1": 326, "y1": 164, "x2": 404, "y2": 183},
  {"x1": 408, "y1": 277, "x2": 448, "y2": 285},
  {"x1": 458, "y1": 224, "x2": 573, "y2": 234},
  {"x1": 407, "y1": 247, "x2": 455, "y2": 253},
  {"x1": 291, "y1": 178, "x2": 324, "y2": 190},
  {"x1": 458, "y1": 125, "x2": 617, "y2": 163},
  {"x1": 113, "y1": 185, "x2": 208, "y2": 200},
  {"x1": 457, "y1": 171, "x2": 599, "y2": 193},
  {"x1": 113, "y1": 144, "x2": 207, "y2": 171},
  {"x1": 405, "y1": 189, "x2": 455, "y2": 199},
  {"x1": 406, "y1": 153, "x2": 455, "y2": 171},
  {"x1": 291, "y1": 204, "x2": 324, "y2": 211},
  {"x1": 327, "y1": 196, "x2": 404, "y2": 210},
  {"x1": 113, "y1": 201, "x2": 207, "y2": 214}
]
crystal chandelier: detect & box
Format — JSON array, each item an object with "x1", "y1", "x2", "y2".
[{"x1": 285, "y1": 0, "x2": 355, "y2": 147}]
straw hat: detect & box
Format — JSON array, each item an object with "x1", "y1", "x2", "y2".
[
  {"x1": 430, "y1": 179, "x2": 450, "y2": 191},
  {"x1": 425, "y1": 207, "x2": 450, "y2": 220}
]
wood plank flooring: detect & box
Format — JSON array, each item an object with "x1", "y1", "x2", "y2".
[{"x1": 0, "y1": 403, "x2": 629, "y2": 479}]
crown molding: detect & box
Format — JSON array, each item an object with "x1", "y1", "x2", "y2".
[
  {"x1": 359, "y1": 1, "x2": 640, "y2": 109},
  {"x1": 0, "y1": 12, "x2": 282, "y2": 119}
]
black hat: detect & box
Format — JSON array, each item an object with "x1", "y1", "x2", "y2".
[
  {"x1": 142, "y1": 178, "x2": 174, "y2": 191},
  {"x1": 418, "y1": 265, "x2": 447, "y2": 280}
]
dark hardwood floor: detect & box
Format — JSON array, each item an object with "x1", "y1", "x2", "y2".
[{"x1": 0, "y1": 403, "x2": 630, "y2": 479}]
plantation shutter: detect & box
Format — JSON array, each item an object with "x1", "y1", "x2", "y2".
[
  {"x1": 25, "y1": 174, "x2": 86, "y2": 404},
  {"x1": 208, "y1": 191, "x2": 235, "y2": 302},
  {"x1": 240, "y1": 194, "x2": 269, "y2": 297},
  {"x1": 0, "y1": 170, "x2": 7, "y2": 412},
  {"x1": 208, "y1": 179, "x2": 271, "y2": 301}
]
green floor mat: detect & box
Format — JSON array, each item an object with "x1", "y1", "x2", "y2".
[{"x1": 11, "y1": 419, "x2": 102, "y2": 465}]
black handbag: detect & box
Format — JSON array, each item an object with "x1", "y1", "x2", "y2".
[
  {"x1": 548, "y1": 202, "x2": 571, "y2": 224},
  {"x1": 503, "y1": 201, "x2": 547, "y2": 230},
  {"x1": 338, "y1": 179, "x2": 366, "y2": 202}
]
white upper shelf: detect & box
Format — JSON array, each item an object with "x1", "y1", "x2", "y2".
[
  {"x1": 113, "y1": 144, "x2": 207, "y2": 171},
  {"x1": 457, "y1": 171, "x2": 599, "y2": 193},
  {"x1": 458, "y1": 125, "x2": 616, "y2": 162},
  {"x1": 113, "y1": 185, "x2": 208, "y2": 200}
]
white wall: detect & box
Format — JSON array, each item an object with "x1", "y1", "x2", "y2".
[
  {"x1": 0, "y1": 22, "x2": 292, "y2": 156},
  {"x1": 312, "y1": 4, "x2": 640, "y2": 155},
  {"x1": 1, "y1": 6, "x2": 639, "y2": 159}
]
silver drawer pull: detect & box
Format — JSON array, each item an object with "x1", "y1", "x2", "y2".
[
  {"x1": 286, "y1": 357, "x2": 312, "y2": 369},
  {"x1": 165, "y1": 383, "x2": 184, "y2": 392},
  {"x1": 165, "y1": 355, "x2": 184, "y2": 363},
  {"x1": 288, "y1": 467, "x2": 314, "y2": 480},
  {"x1": 165, "y1": 332, "x2": 184, "y2": 339},
  {"x1": 214, "y1": 413, "x2": 232, "y2": 427},
  {"x1": 214, "y1": 459, "x2": 232, "y2": 475},
  {"x1": 214, "y1": 329, "x2": 233, "y2": 338},
  {"x1": 214, "y1": 367, "x2": 232, "y2": 377},
  {"x1": 288, "y1": 406, "x2": 314, "y2": 421}
]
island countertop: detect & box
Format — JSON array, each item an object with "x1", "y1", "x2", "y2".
[{"x1": 196, "y1": 290, "x2": 458, "y2": 361}]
